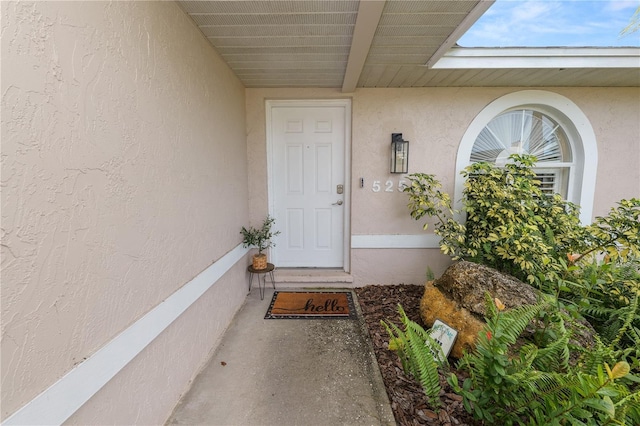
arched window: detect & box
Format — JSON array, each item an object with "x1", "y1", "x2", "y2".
[
  {"x1": 471, "y1": 109, "x2": 572, "y2": 197},
  {"x1": 455, "y1": 91, "x2": 597, "y2": 224}
]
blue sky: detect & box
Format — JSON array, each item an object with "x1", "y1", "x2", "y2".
[{"x1": 458, "y1": 0, "x2": 640, "y2": 47}]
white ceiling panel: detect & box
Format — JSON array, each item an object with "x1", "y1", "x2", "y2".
[
  {"x1": 206, "y1": 36, "x2": 353, "y2": 47},
  {"x1": 383, "y1": 0, "x2": 480, "y2": 14},
  {"x1": 217, "y1": 46, "x2": 350, "y2": 54},
  {"x1": 369, "y1": 45, "x2": 440, "y2": 55},
  {"x1": 363, "y1": 54, "x2": 430, "y2": 65},
  {"x1": 200, "y1": 24, "x2": 355, "y2": 37},
  {"x1": 176, "y1": 0, "x2": 640, "y2": 89},
  {"x1": 180, "y1": 0, "x2": 359, "y2": 14},
  {"x1": 369, "y1": 36, "x2": 450, "y2": 46},
  {"x1": 378, "y1": 13, "x2": 470, "y2": 27},
  {"x1": 223, "y1": 53, "x2": 350, "y2": 63},
  {"x1": 190, "y1": 13, "x2": 357, "y2": 26},
  {"x1": 374, "y1": 26, "x2": 460, "y2": 37}
]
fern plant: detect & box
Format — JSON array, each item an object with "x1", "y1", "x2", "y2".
[
  {"x1": 447, "y1": 294, "x2": 550, "y2": 423},
  {"x1": 381, "y1": 305, "x2": 447, "y2": 409},
  {"x1": 446, "y1": 294, "x2": 640, "y2": 425},
  {"x1": 382, "y1": 294, "x2": 640, "y2": 424},
  {"x1": 560, "y1": 255, "x2": 640, "y2": 366}
]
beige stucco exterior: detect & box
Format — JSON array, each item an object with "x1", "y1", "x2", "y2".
[
  {"x1": 576, "y1": 89, "x2": 640, "y2": 214},
  {"x1": 2, "y1": 1, "x2": 639, "y2": 424},
  {"x1": 2, "y1": 1, "x2": 249, "y2": 423},
  {"x1": 247, "y1": 87, "x2": 640, "y2": 284}
]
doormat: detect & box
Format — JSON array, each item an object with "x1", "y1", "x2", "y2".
[{"x1": 265, "y1": 291, "x2": 356, "y2": 319}]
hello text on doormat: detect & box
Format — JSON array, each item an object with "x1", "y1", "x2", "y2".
[{"x1": 265, "y1": 291, "x2": 356, "y2": 319}]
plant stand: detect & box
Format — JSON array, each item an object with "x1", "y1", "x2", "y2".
[{"x1": 247, "y1": 263, "x2": 276, "y2": 300}]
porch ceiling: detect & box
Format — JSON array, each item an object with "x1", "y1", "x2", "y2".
[{"x1": 177, "y1": 0, "x2": 640, "y2": 90}]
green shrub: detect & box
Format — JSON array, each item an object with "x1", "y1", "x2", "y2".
[
  {"x1": 403, "y1": 172, "x2": 466, "y2": 260},
  {"x1": 399, "y1": 155, "x2": 640, "y2": 423},
  {"x1": 403, "y1": 155, "x2": 586, "y2": 286},
  {"x1": 403, "y1": 154, "x2": 640, "y2": 291},
  {"x1": 461, "y1": 155, "x2": 588, "y2": 286},
  {"x1": 582, "y1": 199, "x2": 640, "y2": 264}
]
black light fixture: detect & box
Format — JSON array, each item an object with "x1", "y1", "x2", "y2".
[{"x1": 390, "y1": 133, "x2": 409, "y2": 174}]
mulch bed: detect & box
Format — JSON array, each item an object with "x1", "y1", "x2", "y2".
[{"x1": 355, "y1": 285, "x2": 481, "y2": 426}]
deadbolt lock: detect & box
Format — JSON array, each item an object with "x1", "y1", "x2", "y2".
[{"x1": 337, "y1": 184, "x2": 344, "y2": 194}]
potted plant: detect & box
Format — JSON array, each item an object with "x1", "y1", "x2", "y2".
[{"x1": 240, "y1": 215, "x2": 281, "y2": 270}]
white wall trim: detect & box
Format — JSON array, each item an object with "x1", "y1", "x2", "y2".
[
  {"x1": 351, "y1": 234, "x2": 441, "y2": 249},
  {"x1": 3, "y1": 245, "x2": 249, "y2": 426},
  {"x1": 433, "y1": 47, "x2": 640, "y2": 69}
]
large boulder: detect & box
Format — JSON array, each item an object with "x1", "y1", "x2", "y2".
[
  {"x1": 420, "y1": 282, "x2": 484, "y2": 359},
  {"x1": 420, "y1": 261, "x2": 595, "y2": 360},
  {"x1": 434, "y1": 261, "x2": 538, "y2": 317}
]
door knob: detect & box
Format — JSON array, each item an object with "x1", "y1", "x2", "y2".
[{"x1": 332, "y1": 200, "x2": 343, "y2": 206}]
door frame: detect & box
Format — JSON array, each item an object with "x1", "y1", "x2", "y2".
[{"x1": 265, "y1": 99, "x2": 352, "y2": 272}]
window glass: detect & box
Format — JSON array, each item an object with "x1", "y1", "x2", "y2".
[{"x1": 470, "y1": 109, "x2": 573, "y2": 197}]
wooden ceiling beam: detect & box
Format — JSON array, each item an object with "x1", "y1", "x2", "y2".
[{"x1": 341, "y1": 0, "x2": 386, "y2": 93}]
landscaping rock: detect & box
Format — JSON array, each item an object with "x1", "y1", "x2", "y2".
[
  {"x1": 434, "y1": 261, "x2": 538, "y2": 316},
  {"x1": 420, "y1": 261, "x2": 596, "y2": 360},
  {"x1": 419, "y1": 282, "x2": 485, "y2": 359}
]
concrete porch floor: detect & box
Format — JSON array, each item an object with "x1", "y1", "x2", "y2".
[{"x1": 165, "y1": 286, "x2": 395, "y2": 426}]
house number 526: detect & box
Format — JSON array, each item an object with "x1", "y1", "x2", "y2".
[{"x1": 372, "y1": 180, "x2": 406, "y2": 192}]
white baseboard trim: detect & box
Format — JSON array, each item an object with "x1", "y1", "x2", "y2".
[
  {"x1": 351, "y1": 234, "x2": 441, "y2": 249},
  {"x1": 4, "y1": 245, "x2": 249, "y2": 426}
]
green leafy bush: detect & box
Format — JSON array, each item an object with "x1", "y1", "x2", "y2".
[
  {"x1": 582, "y1": 199, "x2": 640, "y2": 264},
  {"x1": 400, "y1": 161, "x2": 640, "y2": 422},
  {"x1": 461, "y1": 155, "x2": 588, "y2": 286},
  {"x1": 403, "y1": 154, "x2": 640, "y2": 291}
]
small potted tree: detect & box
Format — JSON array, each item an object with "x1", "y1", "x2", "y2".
[{"x1": 240, "y1": 215, "x2": 281, "y2": 270}]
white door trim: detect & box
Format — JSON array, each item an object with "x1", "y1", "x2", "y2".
[{"x1": 266, "y1": 99, "x2": 351, "y2": 272}]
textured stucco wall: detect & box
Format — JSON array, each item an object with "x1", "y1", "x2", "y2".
[
  {"x1": 1, "y1": 1, "x2": 248, "y2": 423},
  {"x1": 65, "y1": 261, "x2": 249, "y2": 425},
  {"x1": 350, "y1": 88, "x2": 497, "y2": 235},
  {"x1": 246, "y1": 87, "x2": 640, "y2": 285},
  {"x1": 561, "y1": 88, "x2": 640, "y2": 216}
]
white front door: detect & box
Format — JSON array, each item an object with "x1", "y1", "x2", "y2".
[{"x1": 269, "y1": 101, "x2": 349, "y2": 268}]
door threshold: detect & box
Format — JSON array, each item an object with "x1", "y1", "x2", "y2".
[{"x1": 274, "y1": 268, "x2": 353, "y2": 287}]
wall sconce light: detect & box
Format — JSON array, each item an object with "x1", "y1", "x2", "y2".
[{"x1": 390, "y1": 133, "x2": 409, "y2": 174}]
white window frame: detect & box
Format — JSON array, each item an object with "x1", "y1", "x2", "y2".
[
  {"x1": 534, "y1": 169, "x2": 566, "y2": 196},
  {"x1": 455, "y1": 90, "x2": 598, "y2": 224}
]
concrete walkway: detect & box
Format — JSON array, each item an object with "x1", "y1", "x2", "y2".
[{"x1": 166, "y1": 287, "x2": 396, "y2": 426}]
